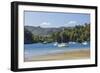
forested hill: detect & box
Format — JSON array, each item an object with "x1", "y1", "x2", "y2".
[
  {"x1": 24, "y1": 23, "x2": 90, "y2": 44},
  {"x1": 24, "y1": 26, "x2": 62, "y2": 36},
  {"x1": 24, "y1": 28, "x2": 33, "y2": 44}
]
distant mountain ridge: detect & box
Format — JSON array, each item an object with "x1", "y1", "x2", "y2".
[{"x1": 24, "y1": 26, "x2": 63, "y2": 36}]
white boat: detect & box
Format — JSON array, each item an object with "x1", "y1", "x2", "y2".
[
  {"x1": 82, "y1": 42, "x2": 88, "y2": 45},
  {"x1": 68, "y1": 42, "x2": 76, "y2": 44},
  {"x1": 58, "y1": 43, "x2": 68, "y2": 47},
  {"x1": 54, "y1": 42, "x2": 58, "y2": 46},
  {"x1": 43, "y1": 41, "x2": 47, "y2": 44}
]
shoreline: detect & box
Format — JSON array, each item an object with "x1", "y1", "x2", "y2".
[{"x1": 24, "y1": 48, "x2": 90, "y2": 62}]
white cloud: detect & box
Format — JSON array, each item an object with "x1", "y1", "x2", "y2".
[
  {"x1": 39, "y1": 22, "x2": 52, "y2": 28},
  {"x1": 68, "y1": 21, "x2": 77, "y2": 24},
  {"x1": 39, "y1": 22, "x2": 51, "y2": 26},
  {"x1": 64, "y1": 20, "x2": 78, "y2": 27},
  {"x1": 25, "y1": 22, "x2": 52, "y2": 28}
]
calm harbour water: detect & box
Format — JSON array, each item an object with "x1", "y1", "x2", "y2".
[{"x1": 24, "y1": 42, "x2": 90, "y2": 57}]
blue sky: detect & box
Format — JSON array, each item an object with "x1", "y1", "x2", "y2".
[{"x1": 24, "y1": 11, "x2": 90, "y2": 28}]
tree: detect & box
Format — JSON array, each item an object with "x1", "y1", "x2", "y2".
[{"x1": 24, "y1": 28, "x2": 33, "y2": 44}]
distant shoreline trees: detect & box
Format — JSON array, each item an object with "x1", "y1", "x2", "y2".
[
  {"x1": 24, "y1": 23, "x2": 90, "y2": 44},
  {"x1": 24, "y1": 28, "x2": 33, "y2": 44}
]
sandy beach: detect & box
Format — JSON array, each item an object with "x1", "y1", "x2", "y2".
[{"x1": 24, "y1": 49, "x2": 90, "y2": 62}]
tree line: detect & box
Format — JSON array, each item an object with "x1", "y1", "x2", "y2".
[{"x1": 24, "y1": 23, "x2": 90, "y2": 44}]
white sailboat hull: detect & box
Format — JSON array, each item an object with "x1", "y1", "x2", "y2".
[
  {"x1": 82, "y1": 42, "x2": 88, "y2": 45},
  {"x1": 58, "y1": 43, "x2": 68, "y2": 47},
  {"x1": 54, "y1": 42, "x2": 58, "y2": 46}
]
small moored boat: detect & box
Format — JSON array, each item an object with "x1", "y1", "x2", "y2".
[
  {"x1": 82, "y1": 42, "x2": 88, "y2": 45},
  {"x1": 43, "y1": 41, "x2": 47, "y2": 44},
  {"x1": 57, "y1": 43, "x2": 68, "y2": 47},
  {"x1": 54, "y1": 42, "x2": 58, "y2": 46},
  {"x1": 68, "y1": 42, "x2": 76, "y2": 44}
]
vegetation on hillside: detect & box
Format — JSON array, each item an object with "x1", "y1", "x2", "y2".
[{"x1": 24, "y1": 23, "x2": 90, "y2": 44}]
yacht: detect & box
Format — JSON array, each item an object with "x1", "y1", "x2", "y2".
[
  {"x1": 58, "y1": 43, "x2": 68, "y2": 47},
  {"x1": 82, "y1": 41, "x2": 88, "y2": 45},
  {"x1": 54, "y1": 42, "x2": 58, "y2": 46}
]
